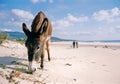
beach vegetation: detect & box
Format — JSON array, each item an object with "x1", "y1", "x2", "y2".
[
  {"x1": 15, "y1": 38, "x2": 25, "y2": 44},
  {"x1": 0, "y1": 32, "x2": 8, "y2": 44},
  {"x1": 0, "y1": 64, "x2": 6, "y2": 69}
]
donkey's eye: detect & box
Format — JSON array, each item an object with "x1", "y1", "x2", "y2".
[{"x1": 37, "y1": 46, "x2": 40, "y2": 49}]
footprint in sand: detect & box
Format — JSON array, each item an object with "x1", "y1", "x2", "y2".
[
  {"x1": 91, "y1": 61, "x2": 96, "y2": 64},
  {"x1": 102, "y1": 64, "x2": 107, "y2": 67}
]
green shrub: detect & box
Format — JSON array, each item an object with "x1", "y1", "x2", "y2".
[{"x1": 0, "y1": 32, "x2": 8, "y2": 44}]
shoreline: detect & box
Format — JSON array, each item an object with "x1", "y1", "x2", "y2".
[{"x1": 51, "y1": 41, "x2": 120, "y2": 49}]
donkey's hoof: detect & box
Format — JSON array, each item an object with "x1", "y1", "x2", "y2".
[
  {"x1": 26, "y1": 71, "x2": 33, "y2": 74},
  {"x1": 40, "y1": 65, "x2": 44, "y2": 69},
  {"x1": 48, "y1": 58, "x2": 51, "y2": 61}
]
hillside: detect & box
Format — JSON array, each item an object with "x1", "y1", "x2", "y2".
[{"x1": 0, "y1": 31, "x2": 72, "y2": 42}]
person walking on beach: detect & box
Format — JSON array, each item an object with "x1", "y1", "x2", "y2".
[
  {"x1": 76, "y1": 41, "x2": 78, "y2": 48},
  {"x1": 72, "y1": 41, "x2": 79, "y2": 48},
  {"x1": 73, "y1": 41, "x2": 75, "y2": 48}
]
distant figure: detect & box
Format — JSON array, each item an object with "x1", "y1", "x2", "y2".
[
  {"x1": 72, "y1": 41, "x2": 79, "y2": 48},
  {"x1": 73, "y1": 41, "x2": 75, "y2": 48},
  {"x1": 76, "y1": 41, "x2": 78, "y2": 48}
]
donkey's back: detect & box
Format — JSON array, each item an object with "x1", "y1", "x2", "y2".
[{"x1": 31, "y1": 11, "x2": 52, "y2": 36}]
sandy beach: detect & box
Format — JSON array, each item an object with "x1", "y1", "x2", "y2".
[{"x1": 0, "y1": 40, "x2": 120, "y2": 84}]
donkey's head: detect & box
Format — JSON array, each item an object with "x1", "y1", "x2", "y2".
[{"x1": 22, "y1": 18, "x2": 48, "y2": 62}]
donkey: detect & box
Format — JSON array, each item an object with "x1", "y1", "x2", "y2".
[{"x1": 22, "y1": 11, "x2": 52, "y2": 71}]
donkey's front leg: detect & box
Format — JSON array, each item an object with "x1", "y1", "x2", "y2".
[{"x1": 40, "y1": 53, "x2": 44, "y2": 69}]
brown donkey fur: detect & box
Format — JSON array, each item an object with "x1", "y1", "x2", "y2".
[{"x1": 22, "y1": 11, "x2": 52, "y2": 71}]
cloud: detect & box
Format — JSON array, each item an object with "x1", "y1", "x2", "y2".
[
  {"x1": 0, "y1": 9, "x2": 34, "y2": 29},
  {"x1": 12, "y1": 9, "x2": 34, "y2": 21},
  {"x1": 10, "y1": 9, "x2": 34, "y2": 28},
  {"x1": 0, "y1": 11, "x2": 8, "y2": 20},
  {"x1": 31, "y1": 0, "x2": 39, "y2": 3},
  {"x1": 89, "y1": 25, "x2": 120, "y2": 40},
  {"x1": 52, "y1": 30, "x2": 94, "y2": 40},
  {"x1": 6, "y1": 21, "x2": 23, "y2": 27},
  {"x1": 66, "y1": 14, "x2": 88, "y2": 22},
  {"x1": 31, "y1": 0, "x2": 53, "y2": 3},
  {"x1": 53, "y1": 22, "x2": 120, "y2": 40},
  {"x1": 0, "y1": 28, "x2": 12, "y2": 32},
  {"x1": 93, "y1": 7, "x2": 120, "y2": 22},
  {"x1": 97, "y1": 26, "x2": 119, "y2": 35},
  {"x1": 53, "y1": 13, "x2": 88, "y2": 28},
  {"x1": 52, "y1": 13, "x2": 89, "y2": 40},
  {"x1": 53, "y1": 19, "x2": 73, "y2": 28},
  {"x1": 114, "y1": 25, "x2": 120, "y2": 33},
  {"x1": 49, "y1": 0, "x2": 53, "y2": 3},
  {"x1": 61, "y1": 31, "x2": 93, "y2": 36}
]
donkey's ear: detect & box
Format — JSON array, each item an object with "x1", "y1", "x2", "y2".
[
  {"x1": 22, "y1": 23, "x2": 30, "y2": 37},
  {"x1": 37, "y1": 18, "x2": 48, "y2": 35}
]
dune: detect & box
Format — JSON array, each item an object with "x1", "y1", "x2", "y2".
[{"x1": 0, "y1": 40, "x2": 120, "y2": 84}]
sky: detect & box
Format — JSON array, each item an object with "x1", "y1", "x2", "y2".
[{"x1": 0, "y1": 0, "x2": 120, "y2": 41}]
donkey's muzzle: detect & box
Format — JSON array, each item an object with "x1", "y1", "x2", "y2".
[{"x1": 28, "y1": 52, "x2": 34, "y2": 62}]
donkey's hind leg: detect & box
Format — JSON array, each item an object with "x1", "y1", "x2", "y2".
[{"x1": 46, "y1": 40, "x2": 50, "y2": 61}]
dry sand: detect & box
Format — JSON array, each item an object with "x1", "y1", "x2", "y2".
[{"x1": 0, "y1": 40, "x2": 120, "y2": 84}]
